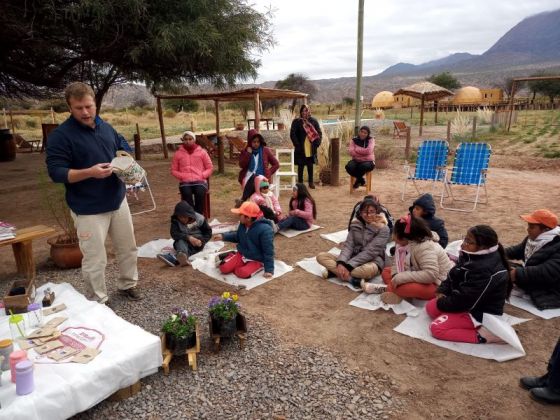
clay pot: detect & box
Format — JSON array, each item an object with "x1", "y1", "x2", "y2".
[
  {"x1": 0, "y1": 129, "x2": 16, "y2": 162},
  {"x1": 47, "y1": 237, "x2": 82, "y2": 269},
  {"x1": 319, "y1": 168, "x2": 331, "y2": 185},
  {"x1": 277, "y1": 122, "x2": 285, "y2": 131}
]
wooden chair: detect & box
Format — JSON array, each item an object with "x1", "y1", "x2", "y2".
[
  {"x1": 273, "y1": 149, "x2": 297, "y2": 198},
  {"x1": 41, "y1": 123, "x2": 59, "y2": 153},
  {"x1": 195, "y1": 134, "x2": 217, "y2": 157},
  {"x1": 226, "y1": 135, "x2": 247, "y2": 159},
  {"x1": 393, "y1": 121, "x2": 408, "y2": 139},
  {"x1": 349, "y1": 171, "x2": 372, "y2": 194}
]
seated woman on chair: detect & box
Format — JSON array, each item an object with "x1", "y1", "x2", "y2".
[
  {"x1": 171, "y1": 131, "x2": 213, "y2": 215},
  {"x1": 237, "y1": 129, "x2": 279, "y2": 205},
  {"x1": 346, "y1": 125, "x2": 375, "y2": 190}
]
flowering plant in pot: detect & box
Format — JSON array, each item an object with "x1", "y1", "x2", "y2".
[
  {"x1": 162, "y1": 307, "x2": 197, "y2": 355},
  {"x1": 208, "y1": 292, "x2": 240, "y2": 337}
]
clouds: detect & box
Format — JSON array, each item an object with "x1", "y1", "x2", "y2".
[{"x1": 249, "y1": 0, "x2": 559, "y2": 82}]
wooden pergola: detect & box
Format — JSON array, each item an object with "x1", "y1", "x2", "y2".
[
  {"x1": 507, "y1": 75, "x2": 560, "y2": 131},
  {"x1": 154, "y1": 87, "x2": 308, "y2": 173}
]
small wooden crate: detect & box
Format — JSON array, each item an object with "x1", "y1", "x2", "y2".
[
  {"x1": 3, "y1": 277, "x2": 36, "y2": 315},
  {"x1": 161, "y1": 322, "x2": 201, "y2": 375},
  {"x1": 208, "y1": 313, "x2": 247, "y2": 352},
  {"x1": 108, "y1": 380, "x2": 141, "y2": 401}
]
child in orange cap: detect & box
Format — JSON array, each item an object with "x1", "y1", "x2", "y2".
[
  {"x1": 506, "y1": 209, "x2": 560, "y2": 309},
  {"x1": 214, "y1": 201, "x2": 275, "y2": 278}
]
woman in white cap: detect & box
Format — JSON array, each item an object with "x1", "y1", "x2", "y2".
[{"x1": 171, "y1": 131, "x2": 213, "y2": 215}]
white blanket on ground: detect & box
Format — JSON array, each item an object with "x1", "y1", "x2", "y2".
[
  {"x1": 191, "y1": 256, "x2": 293, "y2": 290},
  {"x1": 350, "y1": 292, "x2": 421, "y2": 316},
  {"x1": 137, "y1": 239, "x2": 224, "y2": 260},
  {"x1": 0, "y1": 282, "x2": 162, "y2": 420},
  {"x1": 508, "y1": 288, "x2": 560, "y2": 320},
  {"x1": 393, "y1": 310, "x2": 528, "y2": 362},
  {"x1": 278, "y1": 224, "x2": 322, "y2": 238},
  {"x1": 320, "y1": 229, "x2": 348, "y2": 244}
]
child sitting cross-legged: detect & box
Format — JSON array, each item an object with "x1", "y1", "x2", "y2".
[
  {"x1": 426, "y1": 225, "x2": 512, "y2": 344},
  {"x1": 317, "y1": 198, "x2": 390, "y2": 288},
  {"x1": 214, "y1": 201, "x2": 275, "y2": 279},
  {"x1": 277, "y1": 183, "x2": 316, "y2": 232},
  {"x1": 362, "y1": 214, "x2": 453, "y2": 304},
  {"x1": 157, "y1": 201, "x2": 212, "y2": 267}
]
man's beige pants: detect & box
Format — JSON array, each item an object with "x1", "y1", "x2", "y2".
[
  {"x1": 316, "y1": 252, "x2": 379, "y2": 279},
  {"x1": 71, "y1": 199, "x2": 138, "y2": 303}
]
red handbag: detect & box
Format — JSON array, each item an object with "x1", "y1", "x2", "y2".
[{"x1": 302, "y1": 119, "x2": 319, "y2": 142}]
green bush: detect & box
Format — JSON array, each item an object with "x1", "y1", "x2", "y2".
[
  {"x1": 164, "y1": 109, "x2": 176, "y2": 118},
  {"x1": 25, "y1": 118, "x2": 38, "y2": 128}
]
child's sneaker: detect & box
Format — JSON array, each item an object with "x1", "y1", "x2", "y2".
[
  {"x1": 360, "y1": 279, "x2": 387, "y2": 294},
  {"x1": 157, "y1": 253, "x2": 179, "y2": 267},
  {"x1": 349, "y1": 277, "x2": 362, "y2": 288},
  {"x1": 380, "y1": 291, "x2": 403, "y2": 304},
  {"x1": 176, "y1": 252, "x2": 190, "y2": 267}
]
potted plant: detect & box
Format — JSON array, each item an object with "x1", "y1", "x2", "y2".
[
  {"x1": 162, "y1": 307, "x2": 197, "y2": 355},
  {"x1": 39, "y1": 171, "x2": 82, "y2": 268},
  {"x1": 208, "y1": 292, "x2": 240, "y2": 337}
]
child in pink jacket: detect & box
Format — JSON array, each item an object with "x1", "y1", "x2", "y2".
[
  {"x1": 345, "y1": 125, "x2": 375, "y2": 189},
  {"x1": 277, "y1": 183, "x2": 316, "y2": 231},
  {"x1": 249, "y1": 175, "x2": 284, "y2": 223}
]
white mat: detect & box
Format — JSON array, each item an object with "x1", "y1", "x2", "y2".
[
  {"x1": 393, "y1": 310, "x2": 528, "y2": 362},
  {"x1": 508, "y1": 288, "x2": 560, "y2": 320},
  {"x1": 208, "y1": 218, "x2": 238, "y2": 234},
  {"x1": 278, "y1": 224, "x2": 322, "y2": 238},
  {"x1": 320, "y1": 229, "x2": 348, "y2": 244},
  {"x1": 350, "y1": 292, "x2": 421, "y2": 316},
  {"x1": 138, "y1": 238, "x2": 224, "y2": 260},
  {"x1": 0, "y1": 282, "x2": 162, "y2": 420},
  {"x1": 191, "y1": 255, "x2": 293, "y2": 290}
]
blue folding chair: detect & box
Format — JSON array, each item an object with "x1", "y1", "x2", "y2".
[
  {"x1": 440, "y1": 142, "x2": 491, "y2": 212},
  {"x1": 401, "y1": 139, "x2": 449, "y2": 201}
]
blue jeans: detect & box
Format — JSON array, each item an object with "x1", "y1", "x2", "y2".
[
  {"x1": 278, "y1": 216, "x2": 309, "y2": 231},
  {"x1": 174, "y1": 239, "x2": 203, "y2": 257}
]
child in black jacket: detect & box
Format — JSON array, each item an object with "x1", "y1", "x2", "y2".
[
  {"x1": 426, "y1": 225, "x2": 512, "y2": 344},
  {"x1": 409, "y1": 193, "x2": 448, "y2": 248},
  {"x1": 158, "y1": 201, "x2": 212, "y2": 267}
]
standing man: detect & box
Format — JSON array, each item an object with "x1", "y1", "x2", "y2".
[
  {"x1": 290, "y1": 104, "x2": 322, "y2": 189},
  {"x1": 46, "y1": 82, "x2": 142, "y2": 304}
]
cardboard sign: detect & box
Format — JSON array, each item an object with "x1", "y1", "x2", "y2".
[
  {"x1": 44, "y1": 316, "x2": 67, "y2": 328},
  {"x1": 27, "y1": 326, "x2": 56, "y2": 339},
  {"x1": 42, "y1": 303, "x2": 67, "y2": 316},
  {"x1": 48, "y1": 346, "x2": 80, "y2": 361},
  {"x1": 38, "y1": 330, "x2": 62, "y2": 343},
  {"x1": 35, "y1": 340, "x2": 64, "y2": 354},
  {"x1": 71, "y1": 347, "x2": 100, "y2": 364},
  {"x1": 16, "y1": 338, "x2": 37, "y2": 351}
]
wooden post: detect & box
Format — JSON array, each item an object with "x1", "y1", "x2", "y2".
[
  {"x1": 215, "y1": 100, "x2": 224, "y2": 174},
  {"x1": 134, "y1": 123, "x2": 142, "y2": 160},
  {"x1": 50, "y1": 107, "x2": 55, "y2": 123},
  {"x1": 419, "y1": 97, "x2": 425, "y2": 136},
  {"x1": 9, "y1": 110, "x2": 16, "y2": 134},
  {"x1": 506, "y1": 80, "x2": 517, "y2": 132},
  {"x1": 190, "y1": 120, "x2": 194, "y2": 132},
  {"x1": 330, "y1": 137, "x2": 340, "y2": 186},
  {"x1": 472, "y1": 116, "x2": 477, "y2": 140},
  {"x1": 254, "y1": 91, "x2": 261, "y2": 131},
  {"x1": 156, "y1": 97, "x2": 168, "y2": 159},
  {"x1": 434, "y1": 101, "x2": 438, "y2": 124},
  {"x1": 405, "y1": 127, "x2": 411, "y2": 160},
  {"x1": 3, "y1": 108, "x2": 7, "y2": 128},
  {"x1": 446, "y1": 121, "x2": 451, "y2": 142}
]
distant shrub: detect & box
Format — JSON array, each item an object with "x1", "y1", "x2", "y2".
[
  {"x1": 25, "y1": 118, "x2": 38, "y2": 128},
  {"x1": 164, "y1": 109, "x2": 176, "y2": 118}
]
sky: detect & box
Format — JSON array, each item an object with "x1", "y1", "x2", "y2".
[{"x1": 249, "y1": 0, "x2": 560, "y2": 83}]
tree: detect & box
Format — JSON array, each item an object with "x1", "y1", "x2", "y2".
[
  {"x1": 274, "y1": 73, "x2": 318, "y2": 111},
  {"x1": 426, "y1": 72, "x2": 461, "y2": 90},
  {"x1": 0, "y1": 0, "x2": 273, "y2": 112},
  {"x1": 528, "y1": 72, "x2": 560, "y2": 104},
  {"x1": 342, "y1": 97, "x2": 355, "y2": 107}
]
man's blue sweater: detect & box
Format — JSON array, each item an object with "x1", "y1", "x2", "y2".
[{"x1": 46, "y1": 116, "x2": 125, "y2": 215}]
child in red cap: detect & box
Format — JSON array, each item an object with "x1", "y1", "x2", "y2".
[
  {"x1": 506, "y1": 209, "x2": 560, "y2": 310},
  {"x1": 214, "y1": 201, "x2": 275, "y2": 279}
]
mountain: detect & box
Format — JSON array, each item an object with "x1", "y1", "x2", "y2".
[{"x1": 379, "y1": 53, "x2": 477, "y2": 76}]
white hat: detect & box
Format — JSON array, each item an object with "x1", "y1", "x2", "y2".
[{"x1": 182, "y1": 131, "x2": 195, "y2": 140}]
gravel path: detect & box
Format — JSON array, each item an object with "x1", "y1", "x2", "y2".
[{"x1": 4, "y1": 261, "x2": 403, "y2": 419}]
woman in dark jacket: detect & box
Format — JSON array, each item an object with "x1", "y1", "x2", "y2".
[
  {"x1": 426, "y1": 225, "x2": 512, "y2": 344},
  {"x1": 238, "y1": 129, "x2": 279, "y2": 202},
  {"x1": 289, "y1": 104, "x2": 322, "y2": 189}
]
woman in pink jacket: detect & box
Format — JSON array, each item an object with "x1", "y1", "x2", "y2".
[
  {"x1": 346, "y1": 125, "x2": 375, "y2": 189},
  {"x1": 277, "y1": 183, "x2": 316, "y2": 231},
  {"x1": 171, "y1": 131, "x2": 213, "y2": 215}
]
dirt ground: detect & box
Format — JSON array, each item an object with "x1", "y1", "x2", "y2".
[{"x1": 1, "y1": 150, "x2": 559, "y2": 419}]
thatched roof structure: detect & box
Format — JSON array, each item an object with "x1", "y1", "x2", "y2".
[
  {"x1": 394, "y1": 82, "x2": 453, "y2": 135},
  {"x1": 155, "y1": 87, "x2": 307, "y2": 102}
]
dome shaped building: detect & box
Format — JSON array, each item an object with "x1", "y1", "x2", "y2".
[
  {"x1": 371, "y1": 91, "x2": 394, "y2": 108},
  {"x1": 452, "y1": 86, "x2": 482, "y2": 105}
]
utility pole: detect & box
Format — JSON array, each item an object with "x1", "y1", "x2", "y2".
[{"x1": 354, "y1": 0, "x2": 364, "y2": 136}]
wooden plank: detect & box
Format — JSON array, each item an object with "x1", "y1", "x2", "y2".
[
  {"x1": 108, "y1": 380, "x2": 141, "y2": 401},
  {"x1": 0, "y1": 225, "x2": 56, "y2": 247}
]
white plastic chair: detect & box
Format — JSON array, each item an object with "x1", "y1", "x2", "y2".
[{"x1": 273, "y1": 149, "x2": 297, "y2": 198}]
